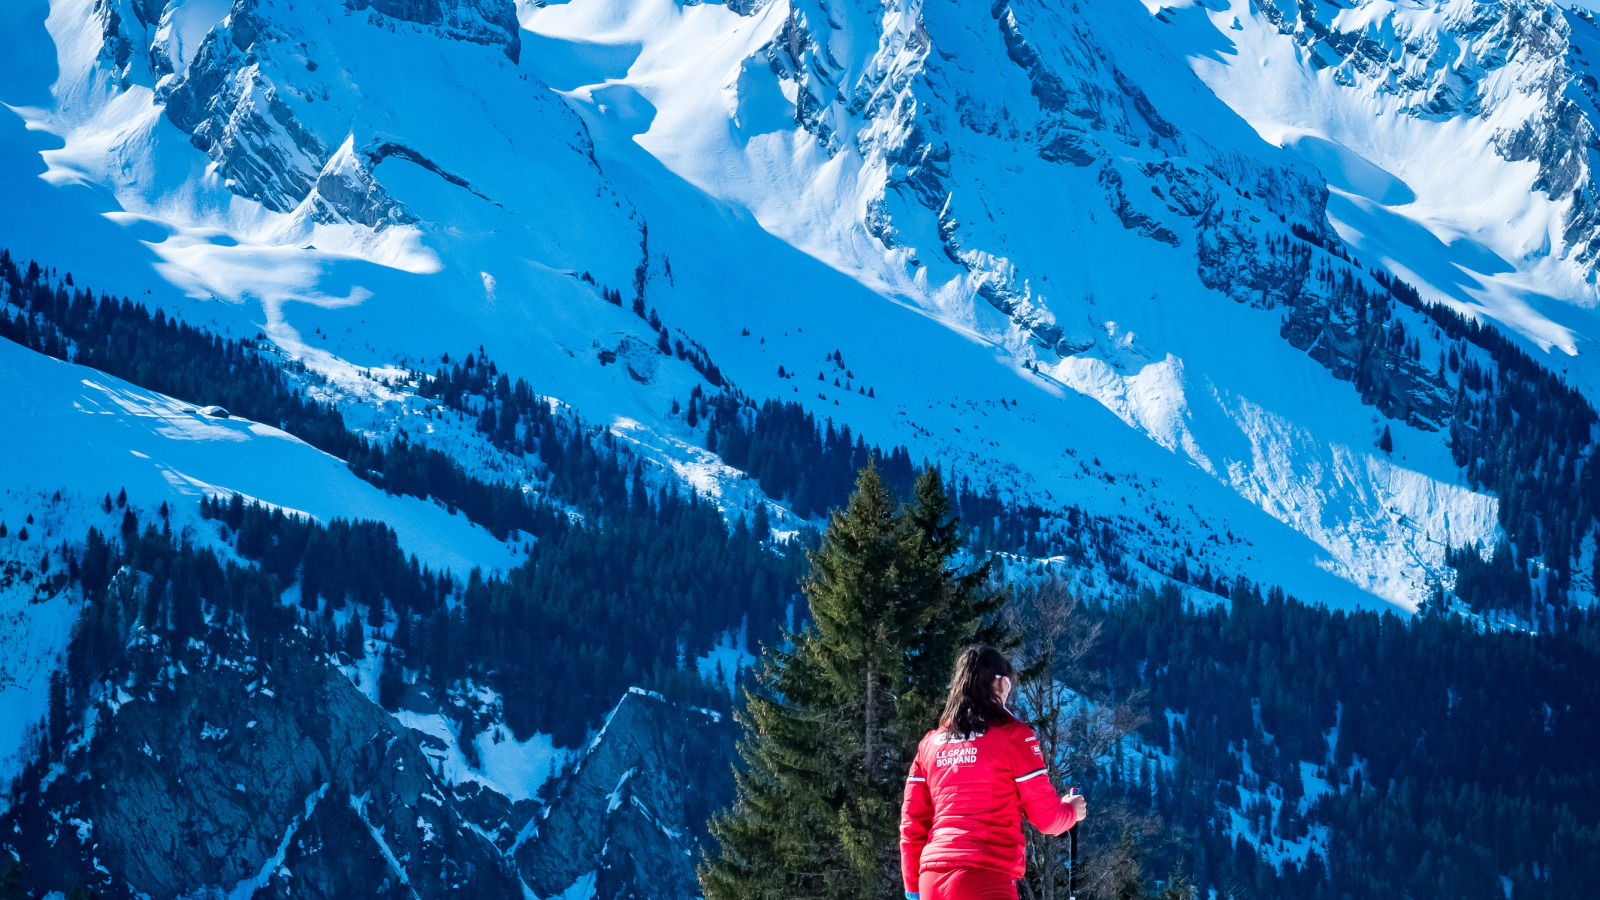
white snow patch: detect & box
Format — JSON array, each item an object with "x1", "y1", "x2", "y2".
[{"x1": 226, "y1": 783, "x2": 328, "y2": 900}]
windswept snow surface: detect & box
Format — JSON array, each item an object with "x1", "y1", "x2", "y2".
[
  {"x1": 0, "y1": 0, "x2": 1564, "y2": 611},
  {"x1": 0, "y1": 337, "x2": 519, "y2": 577}
]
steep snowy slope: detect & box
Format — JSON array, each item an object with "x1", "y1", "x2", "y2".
[
  {"x1": 0, "y1": 336, "x2": 517, "y2": 576},
  {"x1": 516, "y1": 0, "x2": 1510, "y2": 605},
  {"x1": 1170, "y1": 0, "x2": 1600, "y2": 388},
  {"x1": 0, "y1": 0, "x2": 1582, "y2": 618}
]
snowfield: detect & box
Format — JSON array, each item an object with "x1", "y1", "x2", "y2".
[
  {"x1": 0, "y1": 336, "x2": 520, "y2": 577},
  {"x1": 1184, "y1": 0, "x2": 1600, "y2": 388}
]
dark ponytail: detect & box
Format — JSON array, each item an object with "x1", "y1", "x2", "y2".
[{"x1": 939, "y1": 645, "x2": 1016, "y2": 737}]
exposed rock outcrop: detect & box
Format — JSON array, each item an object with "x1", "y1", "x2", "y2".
[
  {"x1": 1, "y1": 621, "x2": 520, "y2": 898},
  {"x1": 516, "y1": 688, "x2": 736, "y2": 900},
  {"x1": 156, "y1": 0, "x2": 520, "y2": 222},
  {"x1": 345, "y1": 0, "x2": 521, "y2": 62},
  {"x1": 1, "y1": 600, "x2": 736, "y2": 900}
]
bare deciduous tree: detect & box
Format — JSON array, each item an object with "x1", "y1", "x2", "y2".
[{"x1": 1007, "y1": 579, "x2": 1170, "y2": 900}]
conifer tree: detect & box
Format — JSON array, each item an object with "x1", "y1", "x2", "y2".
[
  {"x1": 701, "y1": 466, "x2": 1005, "y2": 900},
  {"x1": 897, "y1": 468, "x2": 1009, "y2": 732}
]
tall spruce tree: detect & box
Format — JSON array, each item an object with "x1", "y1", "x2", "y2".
[
  {"x1": 896, "y1": 468, "x2": 1010, "y2": 735},
  {"x1": 701, "y1": 466, "x2": 1006, "y2": 900}
]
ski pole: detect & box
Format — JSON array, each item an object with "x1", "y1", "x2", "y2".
[{"x1": 1067, "y1": 787, "x2": 1080, "y2": 900}]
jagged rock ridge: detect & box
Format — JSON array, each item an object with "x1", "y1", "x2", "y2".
[{"x1": 0, "y1": 572, "x2": 733, "y2": 899}]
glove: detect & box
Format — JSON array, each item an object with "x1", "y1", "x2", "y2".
[{"x1": 906, "y1": 893, "x2": 920, "y2": 900}]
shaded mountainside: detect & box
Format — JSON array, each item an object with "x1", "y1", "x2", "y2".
[
  {"x1": 517, "y1": 688, "x2": 735, "y2": 900},
  {"x1": 0, "y1": 535, "x2": 735, "y2": 899},
  {"x1": 2, "y1": 575, "x2": 521, "y2": 898}
]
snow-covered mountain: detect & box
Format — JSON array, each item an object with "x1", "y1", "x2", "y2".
[
  {"x1": 10, "y1": 0, "x2": 1600, "y2": 615},
  {"x1": 6, "y1": 0, "x2": 1600, "y2": 894}
]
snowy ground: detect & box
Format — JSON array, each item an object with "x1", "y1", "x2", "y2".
[{"x1": 0, "y1": 337, "x2": 520, "y2": 576}]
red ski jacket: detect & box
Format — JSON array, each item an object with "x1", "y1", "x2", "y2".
[{"x1": 899, "y1": 717, "x2": 1077, "y2": 893}]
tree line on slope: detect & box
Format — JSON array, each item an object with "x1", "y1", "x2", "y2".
[
  {"x1": 1275, "y1": 231, "x2": 1600, "y2": 620},
  {"x1": 695, "y1": 387, "x2": 1142, "y2": 572},
  {"x1": 198, "y1": 488, "x2": 798, "y2": 747},
  {"x1": 416, "y1": 349, "x2": 685, "y2": 520},
  {"x1": 0, "y1": 250, "x2": 800, "y2": 742},
  {"x1": 1090, "y1": 582, "x2": 1600, "y2": 900},
  {"x1": 32, "y1": 484, "x2": 766, "y2": 768},
  {"x1": 0, "y1": 253, "x2": 363, "y2": 458},
  {"x1": 414, "y1": 343, "x2": 1143, "y2": 580},
  {"x1": 0, "y1": 246, "x2": 1179, "y2": 616},
  {"x1": 0, "y1": 249, "x2": 648, "y2": 543},
  {"x1": 0, "y1": 247, "x2": 1129, "y2": 749}
]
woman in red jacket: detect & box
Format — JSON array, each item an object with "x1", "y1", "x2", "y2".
[{"x1": 900, "y1": 645, "x2": 1087, "y2": 900}]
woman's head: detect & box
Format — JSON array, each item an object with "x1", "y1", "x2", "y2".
[{"x1": 940, "y1": 645, "x2": 1017, "y2": 737}]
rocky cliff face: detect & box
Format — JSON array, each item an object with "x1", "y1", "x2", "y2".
[
  {"x1": 1, "y1": 613, "x2": 520, "y2": 898},
  {"x1": 157, "y1": 0, "x2": 523, "y2": 222},
  {"x1": 0, "y1": 595, "x2": 733, "y2": 899},
  {"x1": 80, "y1": 0, "x2": 555, "y2": 227},
  {"x1": 696, "y1": 0, "x2": 1343, "y2": 364},
  {"x1": 517, "y1": 688, "x2": 736, "y2": 900},
  {"x1": 672, "y1": 0, "x2": 1471, "y2": 437},
  {"x1": 345, "y1": 0, "x2": 521, "y2": 61},
  {"x1": 1252, "y1": 0, "x2": 1600, "y2": 264}
]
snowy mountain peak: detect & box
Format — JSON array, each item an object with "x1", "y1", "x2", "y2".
[{"x1": 15, "y1": 0, "x2": 1600, "y2": 621}]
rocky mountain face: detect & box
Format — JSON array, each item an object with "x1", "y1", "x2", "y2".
[
  {"x1": 647, "y1": 0, "x2": 1576, "y2": 430},
  {"x1": 1254, "y1": 0, "x2": 1600, "y2": 262},
  {"x1": 1, "y1": 597, "x2": 516, "y2": 897},
  {"x1": 0, "y1": 582, "x2": 733, "y2": 899},
  {"x1": 76, "y1": 0, "x2": 638, "y2": 280},
  {"x1": 153, "y1": 0, "x2": 516, "y2": 221},
  {"x1": 517, "y1": 688, "x2": 735, "y2": 900},
  {"x1": 732, "y1": 0, "x2": 1337, "y2": 358}
]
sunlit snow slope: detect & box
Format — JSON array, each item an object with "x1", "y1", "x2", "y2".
[
  {"x1": 0, "y1": 338, "x2": 518, "y2": 577},
  {"x1": 1175, "y1": 0, "x2": 1600, "y2": 389},
  {"x1": 8, "y1": 0, "x2": 1600, "y2": 612}
]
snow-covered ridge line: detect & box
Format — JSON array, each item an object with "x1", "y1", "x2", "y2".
[
  {"x1": 517, "y1": 0, "x2": 1515, "y2": 608},
  {"x1": 10, "y1": 0, "x2": 1587, "y2": 614}
]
